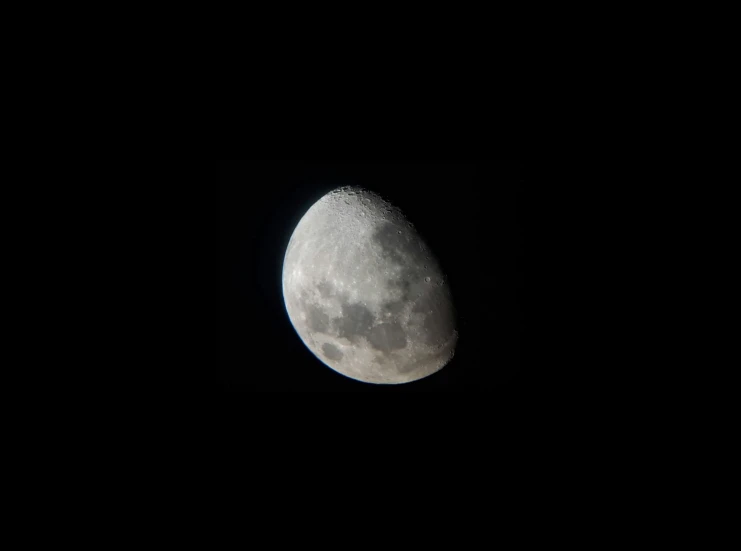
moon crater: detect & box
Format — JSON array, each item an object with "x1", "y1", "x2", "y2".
[{"x1": 321, "y1": 343, "x2": 343, "y2": 362}]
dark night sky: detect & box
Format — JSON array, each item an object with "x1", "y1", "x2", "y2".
[{"x1": 220, "y1": 161, "x2": 523, "y2": 392}]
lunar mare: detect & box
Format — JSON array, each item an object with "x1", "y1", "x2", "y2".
[{"x1": 282, "y1": 186, "x2": 457, "y2": 384}]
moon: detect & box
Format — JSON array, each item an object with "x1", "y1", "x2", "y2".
[{"x1": 282, "y1": 186, "x2": 457, "y2": 384}]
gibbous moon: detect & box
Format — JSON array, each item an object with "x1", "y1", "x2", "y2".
[{"x1": 282, "y1": 186, "x2": 457, "y2": 384}]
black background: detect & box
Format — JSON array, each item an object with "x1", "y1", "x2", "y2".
[{"x1": 220, "y1": 161, "x2": 523, "y2": 392}]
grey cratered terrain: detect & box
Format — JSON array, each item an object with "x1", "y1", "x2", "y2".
[{"x1": 282, "y1": 186, "x2": 457, "y2": 384}]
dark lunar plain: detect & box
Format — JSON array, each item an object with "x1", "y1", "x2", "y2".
[{"x1": 220, "y1": 161, "x2": 523, "y2": 392}]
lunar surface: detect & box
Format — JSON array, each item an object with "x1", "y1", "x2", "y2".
[{"x1": 282, "y1": 186, "x2": 458, "y2": 384}]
